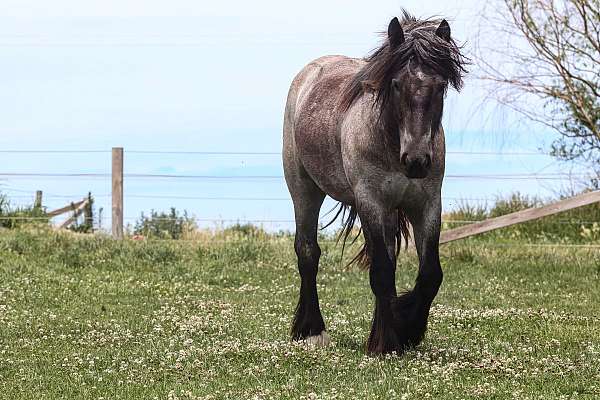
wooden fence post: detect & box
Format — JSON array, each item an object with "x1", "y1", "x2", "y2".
[
  {"x1": 34, "y1": 190, "x2": 43, "y2": 209},
  {"x1": 112, "y1": 147, "x2": 124, "y2": 239},
  {"x1": 84, "y1": 192, "x2": 93, "y2": 231}
]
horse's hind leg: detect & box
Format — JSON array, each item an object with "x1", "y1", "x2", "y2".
[{"x1": 286, "y1": 168, "x2": 328, "y2": 345}]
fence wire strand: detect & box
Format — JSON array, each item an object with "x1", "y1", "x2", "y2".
[
  {"x1": 2, "y1": 148, "x2": 598, "y2": 249},
  {"x1": 0, "y1": 149, "x2": 547, "y2": 156},
  {"x1": 0, "y1": 172, "x2": 591, "y2": 181}
]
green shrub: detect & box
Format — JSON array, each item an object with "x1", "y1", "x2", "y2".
[
  {"x1": 68, "y1": 193, "x2": 95, "y2": 233},
  {"x1": 443, "y1": 200, "x2": 488, "y2": 230},
  {"x1": 0, "y1": 192, "x2": 8, "y2": 214},
  {"x1": 133, "y1": 207, "x2": 196, "y2": 239},
  {"x1": 0, "y1": 192, "x2": 49, "y2": 229},
  {"x1": 489, "y1": 193, "x2": 541, "y2": 218},
  {"x1": 222, "y1": 223, "x2": 268, "y2": 238}
]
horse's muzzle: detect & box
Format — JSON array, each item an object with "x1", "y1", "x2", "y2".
[{"x1": 400, "y1": 152, "x2": 431, "y2": 179}]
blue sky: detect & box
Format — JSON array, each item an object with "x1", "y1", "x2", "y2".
[{"x1": 0, "y1": 0, "x2": 577, "y2": 231}]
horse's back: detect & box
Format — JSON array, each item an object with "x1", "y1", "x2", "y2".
[
  {"x1": 283, "y1": 55, "x2": 363, "y2": 203},
  {"x1": 287, "y1": 55, "x2": 362, "y2": 112}
]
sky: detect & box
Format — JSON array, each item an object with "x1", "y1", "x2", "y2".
[{"x1": 0, "y1": 0, "x2": 580, "y2": 231}]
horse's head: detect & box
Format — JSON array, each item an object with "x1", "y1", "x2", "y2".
[
  {"x1": 387, "y1": 17, "x2": 453, "y2": 179},
  {"x1": 340, "y1": 14, "x2": 467, "y2": 179}
]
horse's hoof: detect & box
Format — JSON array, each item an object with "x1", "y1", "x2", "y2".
[{"x1": 305, "y1": 331, "x2": 331, "y2": 347}]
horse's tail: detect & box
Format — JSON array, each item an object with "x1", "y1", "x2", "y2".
[{"x1": 322, "y1": 203, "x2": 411, "y2": 269}]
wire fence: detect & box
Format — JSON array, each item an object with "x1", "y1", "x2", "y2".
[
  {"x1": 0, "y1": 149, "x2": 547, "y2": 155},
  {"x1": 0, "y1": 192, "x2": 516, "y2": 202},
  {"x1": 0, "y1": 211, "x2": 597, "y2": 226},
  {"x1": 1, "y1": 148, "x2": 598, "y2": 244},
  {"x1": 90, "y1": 237, "x2": 600, "y2": 250},
  {"x1": 0, "y1": 172, "x2": 589, "y2": 180}
]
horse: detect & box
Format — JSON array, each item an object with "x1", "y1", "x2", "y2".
[{"x1": 282, "y1": 11, "x2": 468, "y2": 354}]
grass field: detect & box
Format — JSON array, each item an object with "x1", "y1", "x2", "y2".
[{"x1": 1, "y1": 228, "x2": 599, "y2": 399}]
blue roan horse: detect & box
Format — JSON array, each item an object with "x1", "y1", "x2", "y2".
[{"x1": 282, "y1": 12, "x2": 468, "y2": 354}]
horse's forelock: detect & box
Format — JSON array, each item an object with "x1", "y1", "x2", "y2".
[{"x1": 339, "y1": 12, "x2": 469, "y2": 113}]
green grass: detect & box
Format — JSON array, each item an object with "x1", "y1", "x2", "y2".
[{"x1": 1, "y1": 228, "x2": 599, "y2": 399}]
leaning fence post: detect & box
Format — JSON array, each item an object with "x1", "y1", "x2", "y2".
[
  {"x1": 112, "y1": 147, "x2": 124, "y2": 239},
  {"x1": 34, "y1": 190, "x2": 43, "y2": 209}
]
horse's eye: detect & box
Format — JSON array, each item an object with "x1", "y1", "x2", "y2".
[{"x1": 392, "y1": 79, "x2": 401, "y2": 91}]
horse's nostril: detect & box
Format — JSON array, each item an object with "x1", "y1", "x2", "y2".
[{"x1": 400, "y1": 153, "x2": 409, "y2": 166}]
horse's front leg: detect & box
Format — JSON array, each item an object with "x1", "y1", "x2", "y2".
[
  {"x1": 356, "y1": 197, "x2": 401, "y2": 354},
  {"x1": 393, "y1": 197, "x2": 443, "y2": 349}
]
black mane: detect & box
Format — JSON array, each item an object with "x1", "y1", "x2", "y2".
[{"x1": 340, "y1": 11, "x2": 469, "y2": 113}]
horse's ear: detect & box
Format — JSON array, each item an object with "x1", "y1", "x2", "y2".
[
  {"x1": 435, "y1": 19, "x2": 451, "y2": 42},
  {"x1": 388, "y1": 17, "x2": 405, "y2": 49}
]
